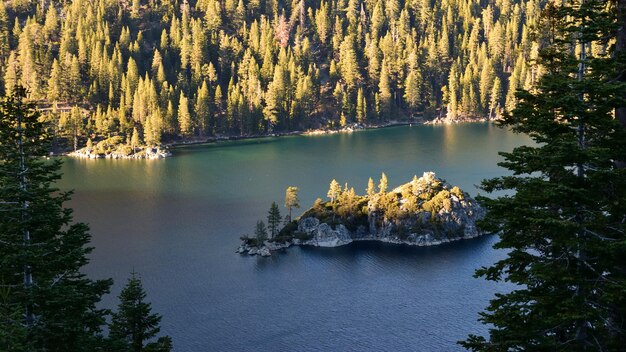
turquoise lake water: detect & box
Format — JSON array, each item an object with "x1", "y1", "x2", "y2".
[{"x1": 58, "y1": 123, "x2": 531, "y2": 351}]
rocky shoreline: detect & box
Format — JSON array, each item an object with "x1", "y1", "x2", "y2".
[
  {"x1": 67, "y1": 118, "x2": 490, "y2": 160},
  {"x1": 236, "y1": 229, "x2": 483, "y2": 257},
  {"x1": 69, "y1": 146, "x2": 171, "y2": 160},
  {"x1": 239, "y1": 172, "x2": 485, "y2": 257}
]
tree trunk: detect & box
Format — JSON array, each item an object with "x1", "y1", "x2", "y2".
[
  {"x1": 17, "y1": 95, "x2": 34, "y2": 327},
  {"x1": 617, "y1": 0, "x2": 626, "y2": 129},
  {"x1": 616, "y1": 0, "x2": 626, "y2": 168}
]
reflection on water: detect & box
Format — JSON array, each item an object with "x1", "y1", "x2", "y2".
[{"x1": 58, "y1": 124, "x2": 529, "y2": 351}]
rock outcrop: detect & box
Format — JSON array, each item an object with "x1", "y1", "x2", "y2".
[
  {"x1": 70, "y1": 146, "x2": 171, "y2": 160},
  {"x1": 239, "y1": 172, "x2": 485, "y2": 256}
]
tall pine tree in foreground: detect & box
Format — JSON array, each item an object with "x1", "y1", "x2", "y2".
[
  {"x1": 0, "y1": 87, "x2": 112, "y2": 351},
  {"x1": 109, "y1": 273, "x2": 172, "y2": 352},
  {"x1": 461, "y1": 1, "x2": 626, "y2": 350}
]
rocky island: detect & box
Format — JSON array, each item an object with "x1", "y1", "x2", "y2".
[
  {"x1": 69, "y1": 136, "x2": 171, "y2": 160},
  {"x1": 238, "y1": 172, "x2": 485, "y2": 256}
]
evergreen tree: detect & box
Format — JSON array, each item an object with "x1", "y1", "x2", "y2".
[
  {"x1": 267, "y1": 202, "x2": 281, "y2": 238},
  {"x1": 356, "y1": 87, "x2": 366, "y2": 124},
  {"x1": 0, "y1": 87, "x2": 112, "y2": 351},
  {"x1": 366, "y1": 177, "x2": 376, "y2": 198},
  {"x1": 378, "y1": 61, "x2": 392, "y2": 119},
  {"x1": 131, "y1": 127, "x2": 141, "y2": 152},
  {"x1": 196, "y1": 81, "x2": 211, "y2": 135},
  {"x1": 178, "y1": 93, "x2": 192, "y2": 137},
  {"x1": 327, "y1": 179, "x2": 341, "y2": 204},
  {"x1": 255, "y1": 220, "x2": 267, "y2": 244},
  {"x1": 404, "y1": 69, "x2": 421, "y2": 113},
  {"x1": 378, "y1": 173, "x2": 388, "y2": 193},
  {"x1": 284, "y1": 186, "x2": 300, "y2": 222},
  {"x1": 110, "y1": 273, "x2": 172, "y2": 352},
  {"x1": 0, "y1": 2, "x2": 9, "y2": 63},
  {"x1": 461, "y1": 1, "x2": 626, "y2": 350}
]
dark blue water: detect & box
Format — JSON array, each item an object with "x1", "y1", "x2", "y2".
[{"x1": 58, "y1": 124, "x2": 528, "y2": 351}]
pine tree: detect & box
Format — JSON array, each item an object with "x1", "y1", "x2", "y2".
[
  {"x1": 109, "y1": 273, "x2": 172, "y2": 352},
  {"x1": 378, "y1": 173, "x2": 388, "y2": 193},
  {"x1": 446, "y1": 63, "x2": 459, "y2": 119},
  {"x1": 3, "y1": 51, "x2": 19, "y2": 96},
  {"x1": 267, "y1": 202, "x2": 281, "y2": 238},
  {"x1": 284, "y1": 186, "x2": 300, "y2": 222},
  {"x1": 461, "y1": 2, "x2": 626, "y2": 350},
  {"x1": 339, "y1": 36, "x2": 361, "y2": 90},
  {"x1": 0, "y1": 87, "x2": 112, "y2": 351},
  {"x1": 69, "y1": 55, "x2": 83, "y2": 101},
  {"x1": 356, "y1": 87, "x2": 366, "y2": 124},
  {"x1": 378, "y1": 60, "x2": 392, "y2": 119},
  {"x1": 0, "y1": 2, "x2": 9, "y2": 63},
  {"x1": 178, "y1": 92, "x2": 192, "y2": 137},
  {"x1": 255, "y1": 220, "x2": 267, "y2": 244},
  {"x1": 488, "y1": 76, "x2": 502, "y2": 119},
  {"x1": 131, "y1": 126, "x2": 141, "y2": 152},
  {"x1": 195, "y1": 81, "x2": 211, "y2": 135},
  {"x1": 404, "y1": 69, "x2": 421, "y2": 113},
  {"x1": 327, "y1": 179, "x2": 341, "y2": 204},
  {"x1": 366, "y1": 177, "x2": 376, "y2": 198},
  {"x1": 47, "y1": 59, "x2": 62, "y2": 101}
]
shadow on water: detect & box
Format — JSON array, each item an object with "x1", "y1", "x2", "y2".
[
  {"x1": 173, "y1": 135, "x2": 300, "y2": 154},
  {"x1": 253, "y1": 234, "x2": 499, "y2": 270},
  {"x1": 310, "y1": 234, "x2": 497, "y2": 257}
]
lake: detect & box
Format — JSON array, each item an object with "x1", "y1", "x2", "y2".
[{"x1": 58, "y1": 123, "x2": 530, "y2": 351}]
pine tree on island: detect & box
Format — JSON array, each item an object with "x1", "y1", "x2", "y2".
[
  {"x1": 284, "y1": 186, "x2": 300, "y2": 222},
  {"x1": 255, "y1": 220, "x2": 268, "y2": 244},
  {"x1": 267, "y1": 202, "x2": 281, "y2": 239}
]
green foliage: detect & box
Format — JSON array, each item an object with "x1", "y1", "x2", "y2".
[
  {"x1": 281, "y1": 173, "x2": 475, "y2": 240},
  {"x1": 240, "y1": 235, "x2": 259, "y2": 247},
  {"x1": 378, "y1": 173, "x2": 388, "y2": 193},
  {"x1": 0, "y1": 88, "x2": 113, "y2": 351},
  {"x1": 267, "y1": 202, "x2": 281, "y2": 238},
  {"x1": 327, "y1": 179, "x2": 341, "y2": 204},
  {"x1": 254, "y1": 220, "x2": 267, "y2": 244},
  {"x1": 461, "y1": 1, "x2": 626, "y2": 350},
  {"x1": 1, "y1": 0, "x2": 540, "y2": 150},
  {"x1": 274, "y1": 221, "x2": 299, "y2": 243},
  {"x1": 110, "y1": 273, "x2": 172, "y2": 352},
  {"x1": 422, "y1": 190, "x2": 452, "y2": 214},
  {"x1": 284, "y1": 186, "x2": 300, "y2": 222},
  {"x1": 96, "y1": 136, "x2": 125, "y2": 154},
  {"x1": 450, "y1": 186, "x2": 464, "y2": 200}
]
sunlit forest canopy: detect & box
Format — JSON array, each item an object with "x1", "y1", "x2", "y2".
[{"x1": 1, "y1": 0, "x2": 551, "y2": 148}]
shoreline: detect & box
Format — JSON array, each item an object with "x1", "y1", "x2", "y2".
[
  {"x1": 167, "y1": 119, "x2": 422, "y2": 149},
  {"x1": 167, "y1": 116, "x2": 490, "y2": 149},
  {"x1": 64, "y1": 116, "x2": 491, "y2": 159},
  {"x1": 237, "y1": 231, "x2": 486, "y2": 257}
]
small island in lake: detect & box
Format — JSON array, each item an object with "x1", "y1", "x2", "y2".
[{"x1": 238, "y1": 172, "x2": 485, "y2": 256}]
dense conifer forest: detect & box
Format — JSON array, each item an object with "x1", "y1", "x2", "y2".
[{"x1": 0, "y1": 0, "x2": 548, "y2": 150}]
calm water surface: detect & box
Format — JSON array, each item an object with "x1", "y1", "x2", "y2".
[{"x1": 58, "y1": 124, "x2": 530, "y2": 351}]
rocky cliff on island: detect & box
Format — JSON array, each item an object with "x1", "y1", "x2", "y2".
[{"x1": 238, "y1": 172, "x2": 485, "y2": 256}]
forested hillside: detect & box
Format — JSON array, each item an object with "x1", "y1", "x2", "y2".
[{"x1": 1, "y1": 0, "x2": 543, "y2": 150}]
